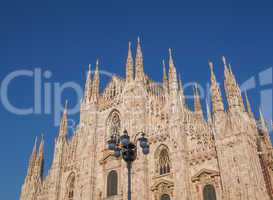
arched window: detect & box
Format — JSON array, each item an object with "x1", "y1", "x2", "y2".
[
  {"x1": 161, "y1": 194, "x2": 171, "y2": 200},
  {"x1": 159, "y1": 149, "x2": 171, "y2": 175},
  {"x1": 67, "y1": 174, "x2": 75, "y2": 200},
  {"x1": 107, "y1": 111, "x2": 121, "y2": 137},
  {"x1": 107, "y1": 170, "x2": 118, "y2": 197},
  {"x1": 203, "y1": 184, "x2": 217, "y2": 200}
]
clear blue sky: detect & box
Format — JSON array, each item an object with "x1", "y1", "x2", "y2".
[{"x1": 0, "y1": 0, "x2": 272, "y2": 199}]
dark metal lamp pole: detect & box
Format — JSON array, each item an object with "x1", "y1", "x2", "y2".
[{"x1": 107, "y1": 130, "x2": 150, "y2": 200}]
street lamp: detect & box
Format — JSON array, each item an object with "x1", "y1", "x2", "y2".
[{"x1": 107, "y1": 130, "x2": 150, "y2": 200}]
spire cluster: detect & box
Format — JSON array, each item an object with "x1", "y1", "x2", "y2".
[
  {"x1": 26, "y1": 135, "x2": 44, "y2": 181},
  {"x1": 83, "y1": 60, "x2": 100, "y2": 104},
  {"x1": 223, "y1": 56, "x2": 245, "y2": 111}
]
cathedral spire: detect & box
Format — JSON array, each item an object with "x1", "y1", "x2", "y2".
[
  {"x1": 135, "y1": 37, "x2": 145, "y2": 81},
  {"x1": 168, "y1": 48, "x2": 178, "y2": 96},
  {"x1": 206, "y1": 98, "x2": 212, "y2": 122},
  {"x1": 126, "y1": 41, "x2": 134, "y2": 82},
  {"x1": 31, "y1": 136, "x2": 38, "y2": 162},
  {"x1": 244, "y1": 92, "x2": 254, "y2": 118},
  {"x1": 178, "y1": 74, "x2": 185, "y2": 105},
  {"x1": 27, "y1": 137, "x2": 38, "y2": 177},
  {"x1": 209, "y1": 61, "x2": 224, "y2": 114},
  {"x1": 259, "y1": 108, "x2": 268, "y2": 131},
  {"x1": 223, "y1": 57, "x2": 244, "y2": 111},
  {"x1": 91, "y1": 59, "x2": 100, "y2": 103},
  {"x1": 162, "y1": 60, "x2": 169, "y2": 93},
  {"x1": 84, "y1": 64, "x2": 92, "y2": 103},
  {"x1": 194, "y1": 84, "x2": 203, "y2": 118},
  {"x1": 59, "y1": 101, "x2": 68, "y2": 138},
  {"x1": 36, "y1": 134, "x2": 44, "y2": 179},
  {"x1": 38, "y1": 134, "x2": 44, "y2": 157}
]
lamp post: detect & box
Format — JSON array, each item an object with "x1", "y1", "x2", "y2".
[{"x1": 107, "y1": 130, "x2": 150, "y2": 200}]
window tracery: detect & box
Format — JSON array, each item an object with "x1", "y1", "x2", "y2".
[{"x1": 155, "y1": 145, "x2": 171, "y2": 176}]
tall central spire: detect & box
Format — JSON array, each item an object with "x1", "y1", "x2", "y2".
[
  {"x1": 126, "y1": 41, "x2": 134, "y2": 82},
  {"x1": 135, "y1": 37, "x2": 145, "y2": 81}
]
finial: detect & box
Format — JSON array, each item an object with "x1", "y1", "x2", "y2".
[
  {"x1": 88, "y1": 64, "x2": 91, "y2": 72},
  {"x1": 96, "y1": 59, "x2": 99, "y2": 67},
  {"x1": 162, "y1": 59, "x2": 167, "y2": 75},
  {"x1": 39, "y1": 133, "x2": 44, "y2": 152},
  {"x1": 222, "y1": 56, "x2": 227, "y2": 66},
  {"x1": 195, "y1": 83, "x2": 199, "y2": 92},
  {"x1": 162, "y1": 59, "x2": 165, "y2": 67},
  {"x1": 137, "y1": 36, "x2": 140, "y2": 44},
  {"x1": 244, "y1": 91, "x2": 253, "y2": 117},
  {"x1": 65, "y1": 100, "x2": 68, "y2": 110},
  {"x1": 259, "y1": 107, "x2": 265, "y2": 123},
  {"x1": 168, "y1": 48, "x2": 172, "y2": 58},
  {"x1": 228, "y1": 63, "x2": 233, "y2": 73},
  {"x1": 32, "y1": 136, "x2": 38, "y2": 154},
  {"x1": 34, "y1": 136, "x2": 38, "y2": 145},
  {"x1": 128, "y1": 41, "x2": 131, "y2": 48},
  {"x1": 209, "y1": 61, "x2": 214, "y2": 71},
  {"x1": 178, "y1": 74, "x2": 183, "y2": 90},
  {"x1": 206, "y1": 97, "x2": 212, "y2": 121}
]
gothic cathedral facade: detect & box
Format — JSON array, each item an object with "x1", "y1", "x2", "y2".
[{"x1": 20, "y1": 39, "x2": 273, "y2": 200}]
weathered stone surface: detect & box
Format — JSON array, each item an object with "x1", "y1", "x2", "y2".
[{"x1": 20, "y1": 41, "x2": 273, "y2": 200}]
